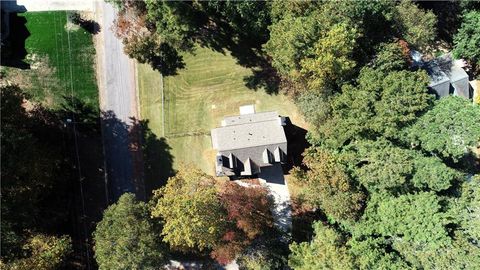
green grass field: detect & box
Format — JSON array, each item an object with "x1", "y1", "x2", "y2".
[
  {"x1": 5, "y1": 11, "x2": 98, "y2": 110},
  {"x1": 138, "y1": 47, "x2": 308, "y2": 175}
]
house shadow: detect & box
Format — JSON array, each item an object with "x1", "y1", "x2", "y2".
[
  {"x1": 283, "y1": 117, "x2": 310, "y2": 173},
  {"x1": 1, "y1": 6, "x2": 30, "y2": 69}
]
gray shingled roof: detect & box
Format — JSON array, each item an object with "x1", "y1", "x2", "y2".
[
  {"x1": 212, "y1": 110, "x2": 288, "y2": 176},
  {"x1": 212, "y1": 118, "x2": 287, "y2": 151}
]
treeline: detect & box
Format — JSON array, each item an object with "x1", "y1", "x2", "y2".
[
  {"x1": 1, "y1": 84, "x2": 74, "y2": 269},
  {"x1": 3, "y1": 0, "x2": 480, "y2": 269},
  {"x1": 93, "y1": 166, "x2": 284, "y2": 268},
  {"x1": 1, "y1": 82, "x2": 104, "y2": 269},
  {"x1": 103, "y1": 0, "x2": 480, "y2": 269},
  {"x1": 106, "y1": 0, "x2": 480, "y2": 269}
]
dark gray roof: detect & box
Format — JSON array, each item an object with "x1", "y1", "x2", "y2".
[
  {"x1": 212, "y1": 110, "x2": 288, "y2": 176},
  {"x1": 425, "y1": 61, "x2": 450, "y2": 86}
]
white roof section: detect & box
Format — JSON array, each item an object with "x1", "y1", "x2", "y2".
[
  {"x1": 222, "y1": 111, "x2": 280, "y2": 127},
  {"x1": 239, "y1": 104, "x2": 255, "y2": 115}
]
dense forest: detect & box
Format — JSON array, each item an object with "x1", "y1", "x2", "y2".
[{"x1": 2, "y1": 0, "x2": 480, "y2": 269}]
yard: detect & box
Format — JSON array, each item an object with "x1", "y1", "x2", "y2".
[
  {"x1": 138, "y1": 47, "x2": 308, "y2": 175},
  {"x1": 3, "y1": 11, "x2": 98, "y2": 111}
]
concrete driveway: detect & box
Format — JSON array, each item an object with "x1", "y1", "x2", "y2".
[{"x1": 258, "y1": 164, "x2": 292, "y2": 235}]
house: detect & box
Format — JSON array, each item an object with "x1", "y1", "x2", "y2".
[
  {"x1": 412, "y1": 52, "x2": 471, "y2": 98},
  {"x1": 211, "y1": 105, "x2": 287, "y2": 177}
]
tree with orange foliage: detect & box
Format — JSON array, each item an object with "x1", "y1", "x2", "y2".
[{"x1": 211, "y1": 182, "x2": 274, "y2": 264}]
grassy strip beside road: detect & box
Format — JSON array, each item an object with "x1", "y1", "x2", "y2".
[
  {"x1": 5, "y1": 11, "x2": 98, "y2": 111},
  {"x1": 138, "y1": 47, "x2": 307, "y2": 175}
]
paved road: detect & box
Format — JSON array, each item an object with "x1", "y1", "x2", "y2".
[
  {"x1": 96, "y1": 1, "x2": 144, "y2": 202},
  {"x1": 18, "y1": 0, "x2": 143, "y2": 202}
]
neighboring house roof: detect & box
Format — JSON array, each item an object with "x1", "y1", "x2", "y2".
[
  {"x1": 449, "y1": 64, "x2": 469, "y2": 83},
  {"x1": 211, "y1": 106, "x2": 287, "y2": 176},
  {"x1": 425, "y1": 61, "x2": 450, "y2": 87},
  {"x1": 413, "y1": 51, "x2": 471, "y2": 98}
]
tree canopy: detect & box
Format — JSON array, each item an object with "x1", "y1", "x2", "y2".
[
  {"x1": 1, "y1": 234, "x2": 72, "y2": 270},
  {"x1": 150, "y1": 166, "x2": 227, "y2": 252},
  {"x1": 93, "y1": 193, "x2": 166, "y2": 269},
  {"x1": 453, "y1": 10, "x2": 480, "y2": 67},
  {"x1": 407, "y1": 96, "x2": 480, "y2": 162},
  {"x1": 291, "y1": 149, "x2": 365, "y2": 222},
  {"x1": 289, "y1": 222, "x2": 354, "y2": 270},
  {"x1": 315, "y1": 67, "x2": 432, "y2": 148},
  {"x1": 392, "y1": 0, "x2": 438, "y2": 50}
]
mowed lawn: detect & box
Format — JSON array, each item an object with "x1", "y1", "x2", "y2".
[
  {"x1": 138, "y1": 47, "x2": 308, "y2": 175},
  {"x1": 5, "y1": 11, "x2": 98, "y2": 110}
]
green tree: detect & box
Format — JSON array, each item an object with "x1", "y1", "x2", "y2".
[
  {"x1": 289, "y1": 222, "x2": 354, "y2": 270},
  {"x1": 348, "y1": 236, "x2": 412, "y2": 270},
  {"x1": 264, "y1": 12, "x2": 322, "y2": 78},
  {"x1": 371, "y1": 41, "x2": 408, "y2": 73},
  {"x1": 456, "y1": 175, "x2": 480, "y2": 244},
  {"x1": 453, "y1": 11, "x2": 480, "y2": 67},
  {"x1": 144, "y1": 0, "x2": 200, "y2": 51},
  {"x1": 200, "y1": 1, "x2": 271, "y2": 42},
  {"x1": 392, "y1": 0, "x2": 438, "y2": 49},
  {"x1": 352, "y1": 139, "x2": 460, "y2": 194},
  {"x1": 295, "y1": 91, "x2": 331, "y2": 127},
  {"x1": 265, "y1": 0, "x2": 394, "y2": 87},
  {"x1": 300, "y1": 23, "x2": 358, "y2": 90},
  {"x1": 1, "y1": 234, "x2": 72, "y2": 270},
  {"x1": 122, "y1": 35, "x2": 185, "y2": 75},
  {"x1": 93, "y1": 193, "x2": 166, "y2": 270},
  {"x1": 150, "y1": 166, "x2": 227, "y2": 252},
  {"x1": 407, "y1": 96, "x2": 480, "y2": 162},
  {"x1": 317, "y1": 68, "x2": 432, "y2": 147},
  {"x1": 291, "y1": 149, "x2": 365, "y2": 222}
]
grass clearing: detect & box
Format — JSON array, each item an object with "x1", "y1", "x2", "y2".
[
  {"x1": 4, "y1": 11, "x2": 98, "y2": 110},
  {"x1": 138, "y1": 47, "x2": 308, "y2": 175}
]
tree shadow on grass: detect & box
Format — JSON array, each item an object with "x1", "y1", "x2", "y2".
[
  {"x1": 197, "y1": 16, "x2": 280, "y2": 94},
  {"x1": 68, "y1": 11, "x2": 101, "y2": 35},
  {"x1": 1, "y1": 86, "x2": 108, "y2": 267},
  {"x1": 135, "y1": 119, "x2": 175, "y2": 198}
]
